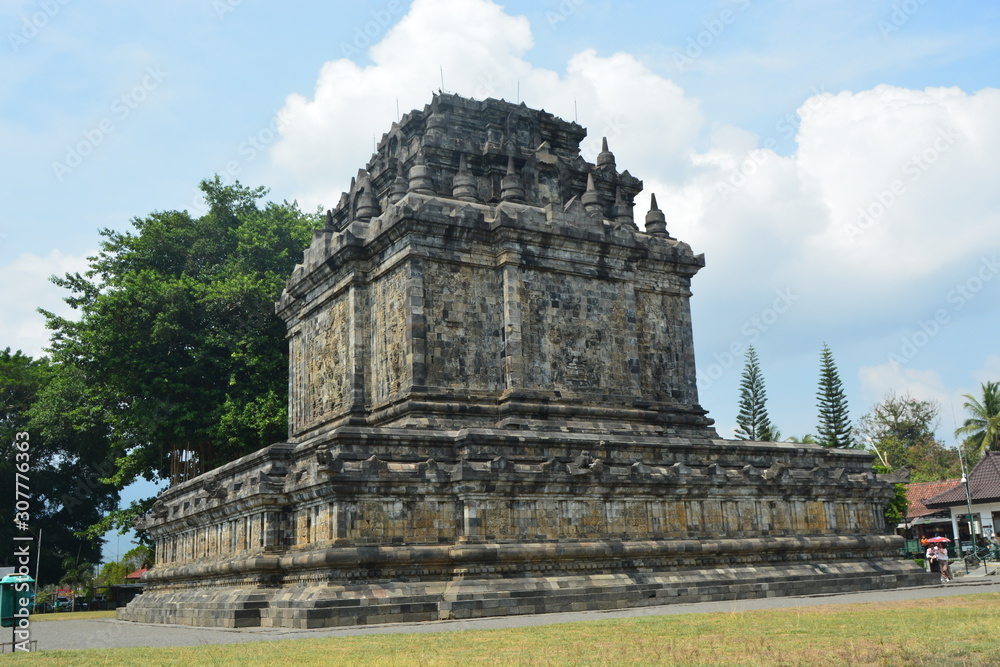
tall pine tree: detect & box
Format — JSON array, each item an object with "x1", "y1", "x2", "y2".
[
  {"x1": 735, "y1": 345, "x2": 776, "y2": 441},
  {"x1": 816, "y1": 343, "x2": 853, "y2": 448}
]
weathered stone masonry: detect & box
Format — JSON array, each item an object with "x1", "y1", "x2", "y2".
[{"x1": 120, "y1": 94, "x2": 932, "y2": 629}]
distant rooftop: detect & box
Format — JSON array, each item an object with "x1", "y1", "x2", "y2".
[
  {"x1": 924, "y1": 452, "x2": 1000, "y2": 508},
  {"x1": 905, "y1": 479, "x2": 960, "y2": 520}
]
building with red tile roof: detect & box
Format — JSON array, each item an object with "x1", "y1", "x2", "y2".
[
  {"x1": 924, "y1": 452, "x2": 1000, "y2": 548},
  {"x1": 897, "y1": 479, "x2": 960, "y2": 547},
  {"x1": 906, "y1": 479, "x2": 961, "y2": 522}
]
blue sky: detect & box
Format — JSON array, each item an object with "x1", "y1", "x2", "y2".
[{"x1": 3, "y1": 0, "x2": 999, "y2": 562}]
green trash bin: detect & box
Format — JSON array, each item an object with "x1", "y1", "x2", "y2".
[{"x1": 0, "y1": 574, "x2": 34, "y2": 628}]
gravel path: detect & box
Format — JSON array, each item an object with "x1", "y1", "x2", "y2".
[{"x1": 25, "y1": 578, "x2": 1000, "y2": 652}]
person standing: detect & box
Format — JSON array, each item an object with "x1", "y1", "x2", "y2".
[
  {"x1": 926, "y1": 543, "x2": 939, "y2": 573},
  {"x1": 933, "y1": 544, "x2": 951, "y2": 583}
]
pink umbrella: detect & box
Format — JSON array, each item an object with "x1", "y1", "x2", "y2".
[{"x1": 926, "y1": 536, "x2": 951, "y2": 543}]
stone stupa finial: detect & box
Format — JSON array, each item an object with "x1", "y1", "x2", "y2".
[
  {"x1": 452, "y1": 154, "x2": 480, "y2": 203},
  {"x1": 500, "y1": 156, "x2": 525, "y2": 203},
  {"x1": 407, "y1": 152, "x2": 435, "y2": 195},
  {"x1": 355, "y1": 180, "x2": 380, "y2": 221},
  {"x1": 388, "y1": 166, "x2": 408, "y2": 204},
  {"x1": 644, "y1": 193, "x2": 670, "y2": 237},
  {"x1": 581, "y1": 172, "x2": 603, "y2": 218},
  {"x1": 613, "y1": 186, "x2": 635, "y2": 228},
  {"x1": 596, "y1": 137, "x2": 616, "y2": 170}
]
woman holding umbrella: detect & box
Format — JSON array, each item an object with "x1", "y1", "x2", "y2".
[
  {"x1": 924, "y1": 537, "x2": 942, "y2": 573},
  {"x1": 928, "y1": 537, "x2": 952, "y2": 582}
]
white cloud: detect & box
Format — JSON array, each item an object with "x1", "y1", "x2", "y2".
[
  {"x1": 794, "y1": 86, "x2": 1000, "y2": 268},
  {"x1": 269, "y1": 0, "x2": 702, "y2": 211},
  {"x1": 859, "y1": 362, "x2": 953, "y2": 408},
  {"x1": 973, "y1": 355, "x2": 1000, "y2": 384},
  {"x1": 266, "y1": 0, "x2": 1000, "y2": 417},
  {"x1": 271, "y1": 0, "x2": 536, "y2": 208},
  {"x1": 271, "y1": 0, "x2": 999, "y2": 292},
  {"x1": 0, "y1": 249, "x2": 90, "y2": 358}
]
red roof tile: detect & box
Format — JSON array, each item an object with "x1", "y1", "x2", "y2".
[
  {"x1": 924, "y1": 452, "x2": 1000, "y2": 508},
  {"x1": 905, "y1": 479, "x2": 961, "y2": 519}
]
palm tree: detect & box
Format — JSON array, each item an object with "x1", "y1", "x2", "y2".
[
  {"x1": 955, "y1": 381, "x2": 1000, "y2": 461},
  {"x1": 59, "y1": 556, "x2": 96, "y2": 607},
  {"x1": 785, "y1": 434, "x2": 818, "y2": 444}
]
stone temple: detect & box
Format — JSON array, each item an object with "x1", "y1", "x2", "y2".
[{"x1": 120, "y1": 93, "x2": 931, "y2": 628}]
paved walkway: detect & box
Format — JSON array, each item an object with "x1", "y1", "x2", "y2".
[{"x1": 27, "y1": 577, "x2": 1000, "y2": 652}]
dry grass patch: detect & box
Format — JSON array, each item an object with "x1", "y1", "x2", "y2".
[
  {"x1": 30, "y1": 611, "x2": 117, "y2": 622},
  {"x1": 7, "y1": 592, "x2": 999, "y2": 666}
]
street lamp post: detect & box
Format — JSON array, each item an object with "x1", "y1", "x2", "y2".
[{"x1": 959, "y1": 454, "x2": 977, "y2": 574}]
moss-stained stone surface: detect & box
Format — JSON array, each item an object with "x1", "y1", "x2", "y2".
[{"x1": 119, "y1": 94, "x2": 932, "y2": 629}]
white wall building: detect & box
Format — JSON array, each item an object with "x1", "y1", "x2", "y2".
[{"x1": 924, "y1": 452, "x2": 1000, "y2": 549}]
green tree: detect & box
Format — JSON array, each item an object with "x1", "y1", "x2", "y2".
[
  {"x1": 785, "y1": 434, "x2": 818, "y2": 444},
  {"x1": 855, "y1": 393, "x2": 960, "y2": 482},
  {"x1": 40, "y1": 178, "x2": 318, "y2": 536},
  {"x1": 954, "y1": 380, "x2": 1000, "y2": 461},
  {"x1": 873, "y1": 463, "x2": 909, "y2": 532},
  {"x1": 816, "y1": 343, "x2": 853, "y2": 448},
  {"x1": 0, "y1": 349, "x2": 116, "y2": 585},
  {"x1": 734, "y1": 345, "x2": 776, "y2": 441},
  {"x1": 95, "y1": 544, "x2": 152, "y2": 586},
  {"x1": 59, "y1": 556, "x2": 95, "y2": 591},
  {"x1": 59, "y1": 556, "x2": 97, "y2": 605},
  {"x1": 95, "y1": 560, "x2": 128, "y2": 588}
]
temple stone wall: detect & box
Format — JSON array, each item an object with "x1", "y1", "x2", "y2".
[
  {"x1": 145, "y1": 435, "x2": 893, "y2": 574},
  {"x1": 120, "y1": 94, "x2": 933, "y2": 629}
]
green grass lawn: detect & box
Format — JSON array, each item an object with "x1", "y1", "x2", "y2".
[
  {"x1": 6, "y1": 593, "x2": 999, "y2": 666},
  {"x1": 29, "y1": 611, "x2": 117, "y2": 622}
]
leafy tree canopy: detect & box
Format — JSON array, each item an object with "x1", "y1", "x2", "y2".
[
  {"x1": 855, "y1": 393, "x2": 960, "y2": 483},
  {"x1": 95, "y1": 544, "x2": 152, "y2": 587},
  {"x1": 39, "y1": 177, "x2": 318, "y2": 536},
  {"x1": 873, "y1": 462, "x2": 909, "y2": 532},
  {"x1": 0, "y1": 349, "x2": 115, "y2": 585}
]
